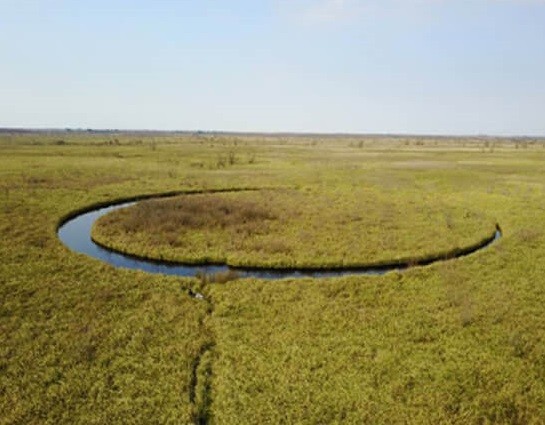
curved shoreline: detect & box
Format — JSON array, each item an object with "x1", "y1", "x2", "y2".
[
  {"x1": 57, "y1": 190, "x2": 502, "y2": 280},
  {"x1": 56, "y1": 188, "x2": 261, "y2": 229}
]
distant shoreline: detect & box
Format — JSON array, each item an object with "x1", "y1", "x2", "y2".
[{"x1": 0, "y1": 127, "x2": 543, "y2": 139}]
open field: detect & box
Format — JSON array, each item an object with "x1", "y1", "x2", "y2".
[
  {"x1": 2, "y1": 132, "x2": 545, "y2": 423},
  {"x1": 92, "y1": 188, "x2": 497, "y2": 268}
]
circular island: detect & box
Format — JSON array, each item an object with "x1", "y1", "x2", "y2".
[{"x1": 54, "y1": 188, "x2": 503, "y2": 279}]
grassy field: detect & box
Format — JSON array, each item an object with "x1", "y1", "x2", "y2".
[
  {"x1": 2, "y1": 131, "x2": 545, "y2": 423},
  {"x1": 91, "y1": 188, "x2": 497, "y2": 268}
]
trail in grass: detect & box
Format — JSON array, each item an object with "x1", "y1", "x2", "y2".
[{"x1": 189, "y1": 317, "x2": 215, "y2": 424}]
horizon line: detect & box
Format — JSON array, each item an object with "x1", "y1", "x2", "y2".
[{"x1": 1, "y1": 127, "x2": 543, "y2": 139}]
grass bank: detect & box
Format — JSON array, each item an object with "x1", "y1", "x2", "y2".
[{"x1": 91, "y1": 188, "x2": 497, "y2": 269}]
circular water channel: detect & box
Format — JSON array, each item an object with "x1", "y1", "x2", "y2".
[{"x1": 58, "y1": 192, "x2": 502, "y2": 280}]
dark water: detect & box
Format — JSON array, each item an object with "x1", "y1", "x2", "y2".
[{"x1": 57, "y1": 199, "x2": 501, "y2": 280}]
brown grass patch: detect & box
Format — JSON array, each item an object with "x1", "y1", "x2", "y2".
[{"x1": 103, "y1": 194, "x2": 276, "y2": 235}]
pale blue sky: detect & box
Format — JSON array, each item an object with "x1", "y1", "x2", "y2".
[{"x1": 1, "y1": 0, "x2": 544, "y2": 135}]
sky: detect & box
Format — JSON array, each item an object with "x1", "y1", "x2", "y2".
[{"x1": 1, "y1": 0, "x2": 545, "y2": 135}]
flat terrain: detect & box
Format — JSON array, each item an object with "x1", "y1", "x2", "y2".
[
  {"x1": 2, "y1": 132, "x2": 545, "y2": 423},
  {"x1": 92, "y1": 188, "x2": 497, "y2": 268}
]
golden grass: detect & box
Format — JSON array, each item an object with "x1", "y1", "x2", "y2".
[
  {"x1": 92, "y1": 188, "x2": 497, "y2": 269},
  {"x1": 2, "y1": 131, "x2": 545, "y2": 423}
]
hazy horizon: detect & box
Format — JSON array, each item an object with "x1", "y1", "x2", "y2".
[{"x1": 2, "y1": 126, "x2": 544, "y2": 139}]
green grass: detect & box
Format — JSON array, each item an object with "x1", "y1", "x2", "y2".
[
  {"x1": 2, "y1": 132, "x2": 545, "y2": 423},
  {"x1": 92, "y1": 188, "x2": 497, "y2": 268}
]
